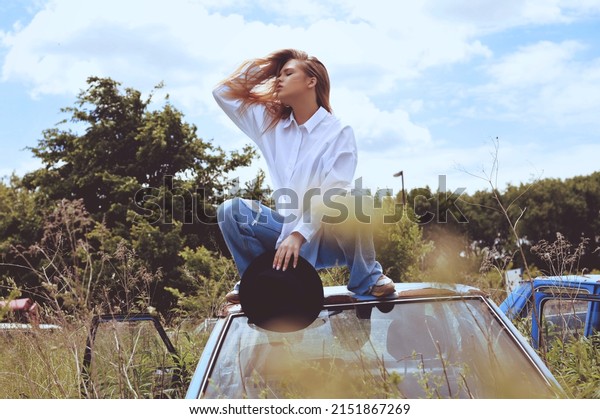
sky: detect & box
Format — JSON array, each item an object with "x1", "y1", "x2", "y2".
[{"x1": 1, "y1": 0, "x2": 600, "y2": 197}]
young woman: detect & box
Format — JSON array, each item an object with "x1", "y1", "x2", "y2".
[{"x1": 213, "y1": 49, "x2": 394, "y2": 302}]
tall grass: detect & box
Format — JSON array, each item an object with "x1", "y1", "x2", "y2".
[
  {"x1": 0, "y1": 199, "x2": 209, "y2": 398},
  {"x1": 0, "y1": 320, "x2": 86, "y2": 398},
  {"x1": 0, "y1": 313, "x2": 210, "y2": 398}
]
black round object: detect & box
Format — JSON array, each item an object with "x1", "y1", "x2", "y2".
[{"x1": 240, "y1": 250, "x2": 324, "y2": 332}]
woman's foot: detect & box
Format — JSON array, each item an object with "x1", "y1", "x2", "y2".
[
  {"x1": 225, "y1": 281, "x2": 241, "y2": 304},
  {"x1": 370, "y1": 275, "x2": 395, "y2": 297}
]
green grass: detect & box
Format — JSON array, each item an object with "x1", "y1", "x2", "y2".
[
  {"x1": 1, "y1": 257, "x2": 598, "y2": 399},
  {"x1": 0, "y1": 321, "x2": 85, "y2": 398},
  {"x1": 0, "y1": 315, "x2": 209, "y2": 399},
  {"x1": 543, "y1": 333, "x2": 600, "y2": 399}
]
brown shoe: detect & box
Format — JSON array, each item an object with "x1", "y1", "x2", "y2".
[
  {"x1": 225, "y1": 281, "x2": 240, "y2": 304},
  {"x1": 370, "y1": 275, "x2": 395, "y2": 297}
]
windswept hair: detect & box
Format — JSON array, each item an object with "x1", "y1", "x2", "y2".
[{"x1": 220, "y1": 49, "x2": 331, "y2": 131}]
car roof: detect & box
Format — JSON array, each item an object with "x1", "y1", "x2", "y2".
[
  {"x1": 219, "y1": 282, "x2": 485, "y2": 317},
  {"x1": 528, "y1": 275, "x2": 600, "y2": 286},
  {"x1": 323, "y1": 282, "x2": 481, "y2": 298}
]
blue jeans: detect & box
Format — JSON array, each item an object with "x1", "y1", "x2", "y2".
[{"x1": 217, "y1": 197, "x2": 383, "y2": 295}]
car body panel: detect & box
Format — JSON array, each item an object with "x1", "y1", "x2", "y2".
[{"x1": 81, "y1": 313, "x2": 183, "y2": 398}]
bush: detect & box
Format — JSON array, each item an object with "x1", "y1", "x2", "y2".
[
  {"x1": 373, "y1": 200, "x2": 434, "y2": 282},
  {"x1": 545, "y1": 333, "x2": 600, "y2": 398},
  {"x1": 166, "y1": 246, "x2": 238, "y2": 320}
]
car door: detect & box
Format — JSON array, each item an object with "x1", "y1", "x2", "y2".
[
  {"x1": 535, "y1": 292, "x2": 600, "y2": 350},
  {"x1": 81, "y1": 313, "x2": 184, "y2": 398}
]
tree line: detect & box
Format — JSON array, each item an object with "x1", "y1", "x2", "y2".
[
  {"x1": 402, "y1": 171, "x2": 600, "y2": 277},
  {"x1": 1, "y1": 77, "x2": 598, "y2": 318}
]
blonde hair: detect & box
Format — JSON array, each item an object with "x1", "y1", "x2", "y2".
[{"x1": 221, "y1": 49, "x2": 331, "y2": 131}]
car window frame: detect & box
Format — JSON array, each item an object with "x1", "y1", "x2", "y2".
[{"x1": 537, "y1": 293, "x2": 600, "y2": 350}]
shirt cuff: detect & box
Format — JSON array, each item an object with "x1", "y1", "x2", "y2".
[{"x1": 292, "y1": 223, "x2": 318, "y2": 244}]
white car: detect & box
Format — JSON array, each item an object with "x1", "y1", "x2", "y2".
[{"x1": 185, "y1": 283, "x2": 564, "y2": 399}]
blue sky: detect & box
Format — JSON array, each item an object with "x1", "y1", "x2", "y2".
[{"x1": 1, "y1": 0, "x2": 600, "y2": 196}]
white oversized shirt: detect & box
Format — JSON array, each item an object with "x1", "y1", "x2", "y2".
[{"x1": 213, "y1": 81, "x2": 358, "y2": 264}]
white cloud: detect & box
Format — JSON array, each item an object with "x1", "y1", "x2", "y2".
[
  {"x1": 424, "y1": 0, "x2": 600, "y2": 32},
  {"x1": 474, "y1": 40, "x2": 600, "y2": 126},
  {"x1": 0, "y1": 0, "x2": 494, "y2": 96},
  {"x1": 255, "y1": 0, "x2": 348, "y2": 21},
  {"x1": 2, "y1": 0, "x2": 600, "y2": 191},
  {"x1": 333, "y1": 87, "x2": 431, "y2": 152},
  {"x1": 487, "y1": 40, "x2": 583, "y2": 86}
]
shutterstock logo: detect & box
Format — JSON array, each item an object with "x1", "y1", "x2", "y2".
[
  {"x1": 412, "y1": 175, "x2": 468, "y2": 225},
  {"x1": 133, "y1": 175, "x2": 468, "y2": 226}
]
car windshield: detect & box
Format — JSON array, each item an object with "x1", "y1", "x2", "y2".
[{"x1": 204, "y1": 297, "x2": 558, "y2": 398}]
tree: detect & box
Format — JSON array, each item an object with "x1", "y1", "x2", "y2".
[
  {"x1": 373, "y1": 195, "x2": 434, "y2": 281},
  {"x1": 434, "y1": 172, "x2": 600, "y2": 273},
  {"x1": 0, "y1": 175, "x2": 45, "y2": 293},
  {"x1": 9, "y1": 77, "x2": 259, "y2": 311},
  {"x1": 23, "y1": 77, "x2": 256, "y2": 231}
]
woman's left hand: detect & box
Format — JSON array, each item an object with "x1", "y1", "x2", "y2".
[{"x1": 273, "y1": 232, "x2": 306, "y2": 271}]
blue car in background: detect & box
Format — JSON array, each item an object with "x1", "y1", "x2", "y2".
[{"x1": 500, "y1": 275, "x2": 600, "y2": 349}]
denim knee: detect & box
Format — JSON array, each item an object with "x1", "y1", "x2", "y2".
[
  {"x1": 217, "y1": 199, "x2": 227, "y2": 224},
  {"x1": 218, "y1": 198, "x2": 257, "y2": 234},
  {"x1": 217, "y1": 197, "x2": 241, "y2": 225}
]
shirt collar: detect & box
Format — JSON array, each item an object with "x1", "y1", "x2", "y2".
[{"x1": 283, "y1": 106, "x2": 328, "y2": 133}]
